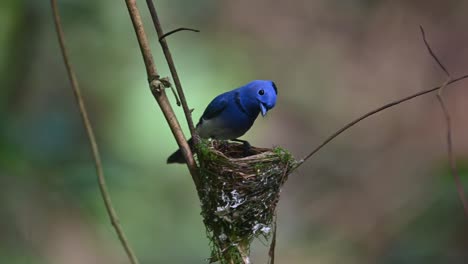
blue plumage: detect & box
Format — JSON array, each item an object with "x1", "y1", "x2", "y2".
[{"x1": 167, "y1": 80, "x2": 278, "y2": 164}]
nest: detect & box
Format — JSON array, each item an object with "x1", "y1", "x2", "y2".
[{"x1": 196, "y1": 140, "x2": 297, "y2": 263}]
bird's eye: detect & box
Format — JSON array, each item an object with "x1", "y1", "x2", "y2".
[{"x1": 258, "y1": 89, "x2": 265, "y2": 95}]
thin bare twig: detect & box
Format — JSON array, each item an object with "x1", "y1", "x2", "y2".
[
  {"x1": 124, "y1": 0, "x2": 200, "y2": 188},
  {"x1": 50, "y1": 1, "x2": 140, "y2": 263},
  {"x1": 159, "y1": 27, "x2": 200, "y2": 42},
  {"x1": 296, "y1": 73, "x2": 468, "y2": 167},
  {"x1": 420, "y1": 26, "x2": 468, "y2": 218},
  {"x1": 145, "y1": 0, "x2": 198, "y2": 143},
  {"x1": 419, "y1": 26, "x2": 450, "y2": 76},
  {"x1": 169, "y1": 84, "x2": 182, "y2": 106}
]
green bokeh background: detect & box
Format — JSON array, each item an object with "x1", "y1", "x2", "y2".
[{"x1": 1, "y1": 0, "x2": 468, "y2": 263}]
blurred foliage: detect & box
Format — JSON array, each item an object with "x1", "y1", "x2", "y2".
[{"x1": 1, "y1": 0, "x2": 468, "y2": 263}]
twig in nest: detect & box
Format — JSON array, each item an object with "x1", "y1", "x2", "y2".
[
  {"x1": 50, "y1": 1, "x2": 140, "y2": 264},
  {"x1": 420, "y1": 25, "x2": 468, "y2": 218}
]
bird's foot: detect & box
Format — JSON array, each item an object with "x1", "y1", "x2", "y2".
[{"x1": 243, "y1": 144, "x2": 253, "y2": 157}]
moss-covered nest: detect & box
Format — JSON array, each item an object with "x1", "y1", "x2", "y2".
[{"x1": 196, "y1": 140, "x2": 297, "y2": 263}]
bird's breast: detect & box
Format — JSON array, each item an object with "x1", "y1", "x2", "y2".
[{"x1": 196, "y1": 108, "x2": 257, "y2": 140}]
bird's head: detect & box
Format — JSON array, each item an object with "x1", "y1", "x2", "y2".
[{"x1": 246, "y1": 80, "x2": 278, "y2": 117}]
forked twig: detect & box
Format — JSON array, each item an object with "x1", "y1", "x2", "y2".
[
  {"x1": 124, "y1": 0, "x2": 200, "y2": 187},
  {"x1": 297, "y1": 26, "x2": 468, "y2": 216},
  {"x1": 50, "y1": 1, "x2": 140, "y2": 263},
  {"x1": 296, "y1": 73, "x2": 468, "y2": 167},
  {"x1": 146, "y1": 0, "x2": 199, "y2": 142},
  {"x1": 420, "y1": 25, "x2": 468, "y2": 218}
]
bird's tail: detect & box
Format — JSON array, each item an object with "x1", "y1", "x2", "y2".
[{"x1": 166, "y1": 137, "x2": 194, "y2": 164}]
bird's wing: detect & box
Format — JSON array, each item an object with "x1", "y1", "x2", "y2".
[{"x1": 200, "y1": 94, "x2": 228, "y2": 121}]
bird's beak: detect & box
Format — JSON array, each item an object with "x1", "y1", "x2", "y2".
[{"x1": 260, "y1": 103, "x2": 267, "y2": 117}]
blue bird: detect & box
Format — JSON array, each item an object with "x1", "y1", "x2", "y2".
[{"x1": 167, "y1": 80, "x2": 278, "y2": 164}]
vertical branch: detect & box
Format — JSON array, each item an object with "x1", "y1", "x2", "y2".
[
  {"x1": 420, "y1": 26, "x2": 468, "y2": 218},
  {"x1": 436, "y1": 91, "x2": 468, "y2": 218},
  {"x1": 124, "y1": 0, "x2": 200, "y2": 188},
  {"x1": 50, "y1": 1, "x2": 140, "y2": 264},
  {"x1": 125, "y1": 0, "x2": 158, "y2": 78},
  {"x1": 145, "y1": 0, "x2": 198, "y2": 142},
  {"x1": 267, "y1": 218, "x2": 277, "y2": 264}
]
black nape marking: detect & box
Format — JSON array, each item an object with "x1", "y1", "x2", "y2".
[{"x1": 272, "y1": 81, "x2": 278, "y2": 95}]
